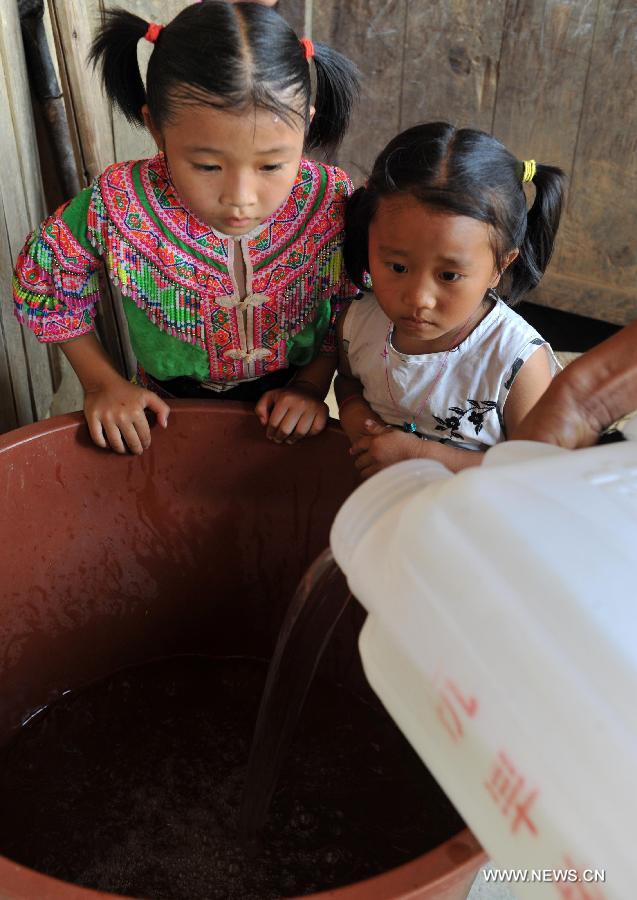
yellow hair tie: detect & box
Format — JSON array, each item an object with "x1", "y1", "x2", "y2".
[{"x1": 522, "y1": 159, "x2": 536, "y2": 183}]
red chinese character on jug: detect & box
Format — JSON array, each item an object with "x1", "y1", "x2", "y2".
[
  {"x1": 484, "y1": 750, "x2": 539, "y2": 835},
  {"x1": 434, "y1": 677, "x2": 478, "y2": 742}
]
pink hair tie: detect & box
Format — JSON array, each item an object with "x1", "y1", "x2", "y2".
[
  {"x1": 144, "y1": 22, "x2": 164, "y2": 44},
  {"x1": 299, "y1": 37, "x2": 314, "y2": 61}
]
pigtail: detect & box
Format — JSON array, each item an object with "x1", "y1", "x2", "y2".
[
  {"x1": 343, "y1": 185, "x2": 374, "y2": 291},
  {"x1": 507, "y1": 163, "x2": 566, "y2": 302},
  {"x1": 89, "y1": 8, "x2": 149, "y2": 125},
  {"x1": 306, "y1": 43, "x2": 359, "y2": 152}
]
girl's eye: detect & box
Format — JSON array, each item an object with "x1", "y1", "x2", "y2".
[
  {"x1": 439, "y1": 271, "x2": 462, "y2": 283},
  {"x1": 260, "y1": 163, "x2": 283, "y2": 172},
  {"x1": 390, "y1": 262, "x2": 407, "y2": 274},
  {"x1": 194, "y1": 163, "x2": 221, "y2": 172}
]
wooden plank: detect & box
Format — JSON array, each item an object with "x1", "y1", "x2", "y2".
[
  {"x1": 46, "y1": 0, "x2": 85, "y2": 200},
  {"x1": 0, "y1": 200, "x2": 20, "y2": 433},
  {"x1": 555, "y1": 0, "x2": 637, "y2": 321},
  {"x1": 490, "y1": 0, "x2": 601, "y2": 320},
  {"x1": 533, "y1": 271, "x2": 637, "y2": 327},
  {"x1": 313, "y1": 0, "x2": 407, "y2": 184},
  {"x1": 0, "y1": 6, "x2": 46, "y2": 225},
  {"x1": 401, "y1": 0, "x2": 507, "y2": 134},
  {"x1": 49, "y1": 0, "x2": 115, "y2": 181},
  {"x1": 0, "y1": 0, "x2": 54, "y2": 428},
  {"x1": 0, "y1": 188, "x2": 45, "y2": 429},
  {"x1": 492, "y1": 0, "x2": 597, "y2": 169}
]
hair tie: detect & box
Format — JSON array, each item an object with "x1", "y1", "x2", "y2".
[
  {"x1": 522, "y1": 159, "x2": 536, "y2": 184},
  {"x1": 299, "y1": 37, "x2": 315, "y2": 61},
  {"x1": 299, "y1": 37, "x2": 317, "y2": 107},
  {"x1": 144, "y1": 22, "x2": 164, "y2": 44}
]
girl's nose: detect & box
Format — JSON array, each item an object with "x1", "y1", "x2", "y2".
[
  {"x1": 220, "y1": 172, "x2": 257, "y2": 210},
  {"x1": 405, "y1": 279, "x2": 436, "y2": 311}
]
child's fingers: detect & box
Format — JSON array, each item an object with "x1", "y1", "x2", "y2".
[
  {"x1": 133, "y1": 410, "x2": 152, "y2": 451},
  {"x1": 119, "y1": 419, "x2": 145, "y2": 456},
  {"x1": 268, "y1": 406, "x2": 302, "y2": 443},
  {"x1": 85, "y1": 412, "x2": 108, "y2": 450},
  {"x1": 264, "y1": 396, "x2": 289, "y2": 436},
  {"x1": 309, "y1": 404, "x2": 329, "y2": 436},
  {"x1": 254, "y1": 390, "x2": 278, "y2": 426},
  {"x1": 284, "y1": 408, "x2": 317, "y2": 444},
  {"x1": 144, "y1": 392, "x2": 170, "y2": 428},
  {"x1": 103, "y1": 418, "x2": 128, "y2": 455},
  {"x1": 285, "y1": 404, "x2": 329, "y2": 444}
]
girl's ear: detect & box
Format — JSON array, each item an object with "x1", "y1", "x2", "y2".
[
  {"x1": 490, "y1": 247, "x2": 519, "y2": 287},
  {"x1": 142, "y1": 104, "x2": 164, "y2": 152}
]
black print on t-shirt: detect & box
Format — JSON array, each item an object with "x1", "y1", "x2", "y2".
[{"x1": 432, "y1": 399, "x2": 498, "y2": 439}]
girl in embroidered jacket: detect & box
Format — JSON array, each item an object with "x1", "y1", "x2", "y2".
[
  {"x1": 336, "y1": 122, "x2": 565, "y2": 478},
  {"x1": 13, "y1": 2, "x2": 359, "y2": 454}
]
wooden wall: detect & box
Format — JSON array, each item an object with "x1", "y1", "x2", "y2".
[
  {"x1": 1, "y1": 0, "x2": 636, "y2": 434},
  {"x1": 0, "y1": 1, "x2": 57, "y2": 431}
]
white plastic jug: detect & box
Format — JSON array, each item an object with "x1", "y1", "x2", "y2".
[{"x1": 331, "y1": 438, "x2": 637, "y2": 900}]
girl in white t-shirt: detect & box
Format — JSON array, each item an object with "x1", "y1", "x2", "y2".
[{"x1": 336, "y1": 122, "x2": 565, "y2": 478}]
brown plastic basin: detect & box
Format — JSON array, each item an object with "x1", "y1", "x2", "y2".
[{"x1": 0, "y1": 402, "x2": 484, "y2": 899}]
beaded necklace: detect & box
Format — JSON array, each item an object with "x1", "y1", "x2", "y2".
[{"x1": 382, "y1": 306, "x2": 484, "y2": 434}]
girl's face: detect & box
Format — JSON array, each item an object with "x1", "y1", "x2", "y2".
[
  {"x1": 368, "y1": 195, "x2": 515, "y2": 354},
  {"x1": 144, "y1": 102, "x2": 306, "y2": 236}
]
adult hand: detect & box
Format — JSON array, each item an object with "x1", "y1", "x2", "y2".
[
  {"x1": 511, "y1": 380, "x2": 600, "y2": 448},
  {"x1": 255, "y1": 385, "x2": 329, "y2": 444},
  {"x1": 512, "y1": 321, "x2": 637, "y2": 448},
  {"x1": 84, "y1": 377, "x2": 170, "y2": 454}
]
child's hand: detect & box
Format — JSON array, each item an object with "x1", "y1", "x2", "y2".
[
  {"x1": 350, "y1": 419, "x2": 425, "y2": 479},
  {"x1": 84, "y1": 378, "x2": 170, "y2": 455},
  {"x1": 255, "y1": 385, "x2": 329, "y2": 444}
]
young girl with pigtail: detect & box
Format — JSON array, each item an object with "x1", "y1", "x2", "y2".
[
  {"x1": 337, "y1": 122, "x2": 565, "y2": 478},
  {"x1": 13, "y1": 1, "x2": 359, "y2": 454}
]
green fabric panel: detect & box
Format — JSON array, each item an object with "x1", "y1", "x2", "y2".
[
  {"x1": 123, "y1": 297, "x2": 210, "y2": 380},
  {"x1": 286, "y1": 299, "x2": 332, "y2": 366},
  {"x1": 124, "y1": 295, "x2": 332, "y2": 379},
  {"x1": 60, "y1": 187, "x2": 98, "y2": 256}
]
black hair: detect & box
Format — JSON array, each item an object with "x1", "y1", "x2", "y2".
[
  {"x1": 89, "y1": 2, "x2": 359, "y2": 153},
  {"x1": 344, "y1": 122, "x2": 566, "y2": 303}
]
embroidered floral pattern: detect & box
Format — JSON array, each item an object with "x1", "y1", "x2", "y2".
[
  {"x1": 433, "y1": 399, "x2": 498, "y2": 439},
  {"x1": 13, "y1": 212, "x2": 101, "y2": 341}
]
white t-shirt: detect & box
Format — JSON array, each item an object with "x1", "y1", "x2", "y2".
[{"x1": 342, "y1": 294, "x2": 560, "y2": 451}]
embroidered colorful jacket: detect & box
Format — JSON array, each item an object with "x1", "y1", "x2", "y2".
[{"x1": 13, "y1": 155, "x2": 359, "y2": 384}]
